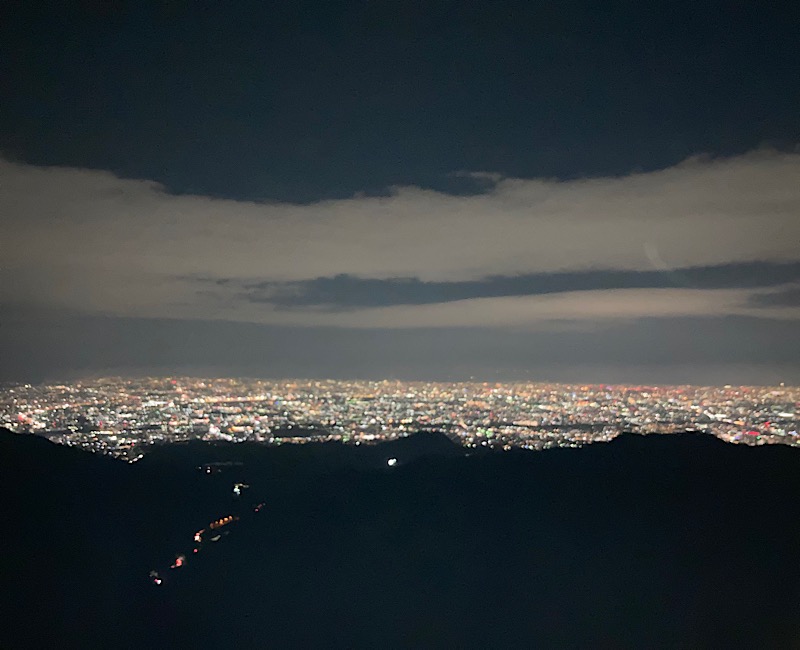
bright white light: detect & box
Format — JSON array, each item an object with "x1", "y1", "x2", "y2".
[{"x1": 387, "y1": 458, "x2": 397, "y2": 467}]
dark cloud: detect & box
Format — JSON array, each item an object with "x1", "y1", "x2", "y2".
[
  {"x1": 2, "y1": 1, "x2": 799, "y2": 202},
  {"x1": 235, "y1": 262, "x2": 800, "y2": 310},
  {"x1": 749, "y1": 284, "x2": 800, "y2": 308}
]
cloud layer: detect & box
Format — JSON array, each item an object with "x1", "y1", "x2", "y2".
[
  {"x1": 2, "y1": 149, "x2": 799, "y2": 328},
  {"x1": 235, "y1": 262, "x2": 800, "y2": 309}
]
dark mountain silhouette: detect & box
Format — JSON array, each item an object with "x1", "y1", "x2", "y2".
[{"x1": 2, "y1": 428, "x2": 800, "y2": 648}]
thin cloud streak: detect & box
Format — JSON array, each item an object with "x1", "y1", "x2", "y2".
[
  {"x1": 214, "y1": 287, "x2": 800, "y2": 329},
  {"x1": 230, "y1": 261, "x2": 800, "y2": 309}
]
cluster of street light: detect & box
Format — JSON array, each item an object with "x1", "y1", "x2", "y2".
[{"x1": 1, "y1": 377, "x2": 797, "y2": 460}]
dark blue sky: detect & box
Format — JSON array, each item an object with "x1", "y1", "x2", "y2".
[
  {"x1": 2, "y1": 1, "x2": 799, "y2": 201},
  {"x1": 1, "y1": 1, "x2": 799, "y2": 384}
]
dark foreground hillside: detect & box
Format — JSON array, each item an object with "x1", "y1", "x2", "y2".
[{"x1": 2, "y1": 429, "x2": 799, "y2": 649}]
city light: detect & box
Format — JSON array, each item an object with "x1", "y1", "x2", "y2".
[{"x1": 1, "y1": 377, "x2": 797, "y2": 459}]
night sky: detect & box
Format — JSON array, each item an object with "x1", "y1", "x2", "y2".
[{"x1": 1, "y1": 1, "x2": 799, "y2": 384}]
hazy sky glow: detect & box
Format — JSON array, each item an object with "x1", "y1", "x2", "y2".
[{"x1": 1, "y1": 2, "x2": 798, "y2": 383}]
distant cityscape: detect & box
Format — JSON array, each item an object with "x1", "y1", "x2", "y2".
[{"x1": 1, "y1": 377, "x2": 798, "y2": 461}]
